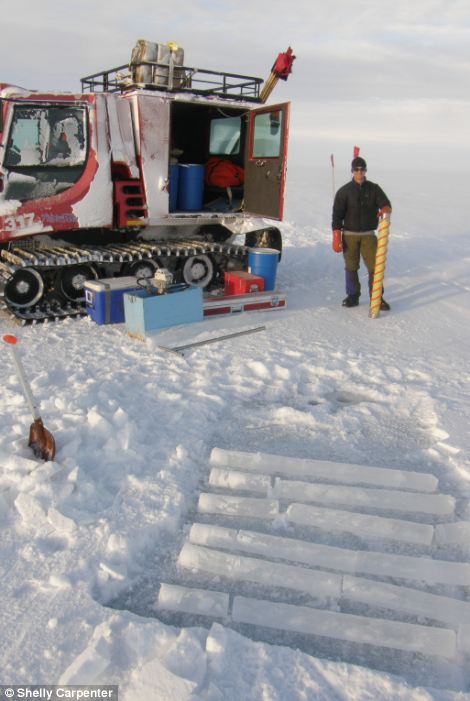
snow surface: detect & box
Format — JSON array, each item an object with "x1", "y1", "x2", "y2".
[{"x1": 1, "y1": 164, "x2": 470, "y2": 699}]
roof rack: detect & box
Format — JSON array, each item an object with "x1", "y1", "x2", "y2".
[{"x1": 80, "y1": 61, "x2": 263, "y2": 102}]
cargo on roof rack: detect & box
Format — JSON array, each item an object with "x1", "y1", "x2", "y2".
[
  {"x1": 80, "y1": 40, "x2": 263, "y2": 102},
  {"x1": 80, "y1": 63, "x2": 263, "y2": 101}
]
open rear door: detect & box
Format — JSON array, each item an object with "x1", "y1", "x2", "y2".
[{"x1": 243, "y1": 102, "x2": 290, "y2": 220}]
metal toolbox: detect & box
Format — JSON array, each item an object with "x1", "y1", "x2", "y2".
[{"x1": 124, "y1": 287, "x2": 204, "y2": 340}]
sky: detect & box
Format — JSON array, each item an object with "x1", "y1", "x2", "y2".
[{"x1": 1, "y1": 0, "x2": 470, "y2": 174}]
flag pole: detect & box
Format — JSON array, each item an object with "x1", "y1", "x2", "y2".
[{"x1": 330, "y1": 154, "x2": 335, "y2": 198}]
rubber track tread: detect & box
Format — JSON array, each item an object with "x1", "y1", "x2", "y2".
[{"x1": 0, "y1": 240, "x2": 248, "y2": 324}]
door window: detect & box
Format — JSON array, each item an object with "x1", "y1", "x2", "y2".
[{"x1": 252, "y1": 109, "x2": 283, "y2": 158}]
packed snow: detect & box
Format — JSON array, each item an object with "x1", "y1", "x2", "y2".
[{"x1": 1, "y1": 163, "x2": 469, "y2": 700}]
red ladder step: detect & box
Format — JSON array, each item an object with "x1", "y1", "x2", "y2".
[{"x1": 114, "y1": 180, "x2": 148, "y2": 228}]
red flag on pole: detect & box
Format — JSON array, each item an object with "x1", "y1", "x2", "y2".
[{"x1": 353, "y1": 146, "x2": 360, "y2": 157}]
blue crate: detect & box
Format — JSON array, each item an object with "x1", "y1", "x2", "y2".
[
  {"x1": 85, "y1": 277, "x2": 142, "y2": 325},
  {"x1": 124, "y1": 287, "x2": 204, "y2": 340}
]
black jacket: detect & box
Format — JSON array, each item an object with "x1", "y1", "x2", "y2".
[{"x1": 332, "y1": 179, "x2": 391, "y2": 232}]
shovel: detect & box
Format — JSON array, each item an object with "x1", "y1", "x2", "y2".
[{"x1": 3, "y1": 334, "x2": 56, "y2": 461}]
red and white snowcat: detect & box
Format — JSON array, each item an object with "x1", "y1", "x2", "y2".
[{"x1": 0, "y1": 40, "x2": 293, "y2": 322}]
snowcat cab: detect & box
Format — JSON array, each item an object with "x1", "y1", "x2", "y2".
[{"x1": 0, "y1": 41, "x2": 294, "y2": 322}]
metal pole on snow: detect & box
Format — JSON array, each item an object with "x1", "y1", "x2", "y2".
[{"x1": 158, "y1": 325, "x2": 266, "y2": 356}]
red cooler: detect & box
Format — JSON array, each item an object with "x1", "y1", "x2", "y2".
[{"x1": 224, "y1": 271, "x2": 265, "y2": 296}]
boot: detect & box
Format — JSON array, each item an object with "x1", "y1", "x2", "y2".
[{"x1": 342, "y1": 295, "x2": 360, "y2": 308}]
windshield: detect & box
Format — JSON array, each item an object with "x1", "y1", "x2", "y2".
[{"x1": 4, "y1": 105, "x2": 87, "y2": 168}]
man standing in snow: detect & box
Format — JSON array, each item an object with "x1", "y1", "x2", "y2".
[{"x1": 332, "y1": 156, "x2": 392, "y2": 309}]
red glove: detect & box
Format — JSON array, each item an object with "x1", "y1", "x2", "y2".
[
  {"x1": 379, "y1": 206, "x2": 392, "y2": 218},
  {"x1": 332, "y1": 229, "x2": 343, "y2": 253}
]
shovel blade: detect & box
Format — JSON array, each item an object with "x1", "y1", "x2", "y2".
[{"x1": 28, "y1": 418, "x2": 56, "y2": 461}]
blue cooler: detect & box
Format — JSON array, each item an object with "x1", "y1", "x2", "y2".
[
  {"x1": 85, "y1": 277, "x2": 141, "y2": 325},
  {"x1": 178, "y1": 164, "x2": 205, "y2": 211},
  {"x1": 248, "y1": 248, "x2": 280, "y2": 291},
  {"x1": 169, "y1": 164, "x2": 179, "y2": 212}
]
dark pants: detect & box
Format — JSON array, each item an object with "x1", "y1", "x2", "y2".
[{"x1": 343, "y1": 232, "x2": 377, "y2": 297}]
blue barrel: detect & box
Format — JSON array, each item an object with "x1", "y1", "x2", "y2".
[
  {"x1": 248, "y1": 248, "x2": 279, "y2": 291},
  {"x1": 178, "y1": 164, "x2": 205, "y2": 211},
  {"x1": 169, "y1": 164, "x2": 179, "y2": 212}
]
